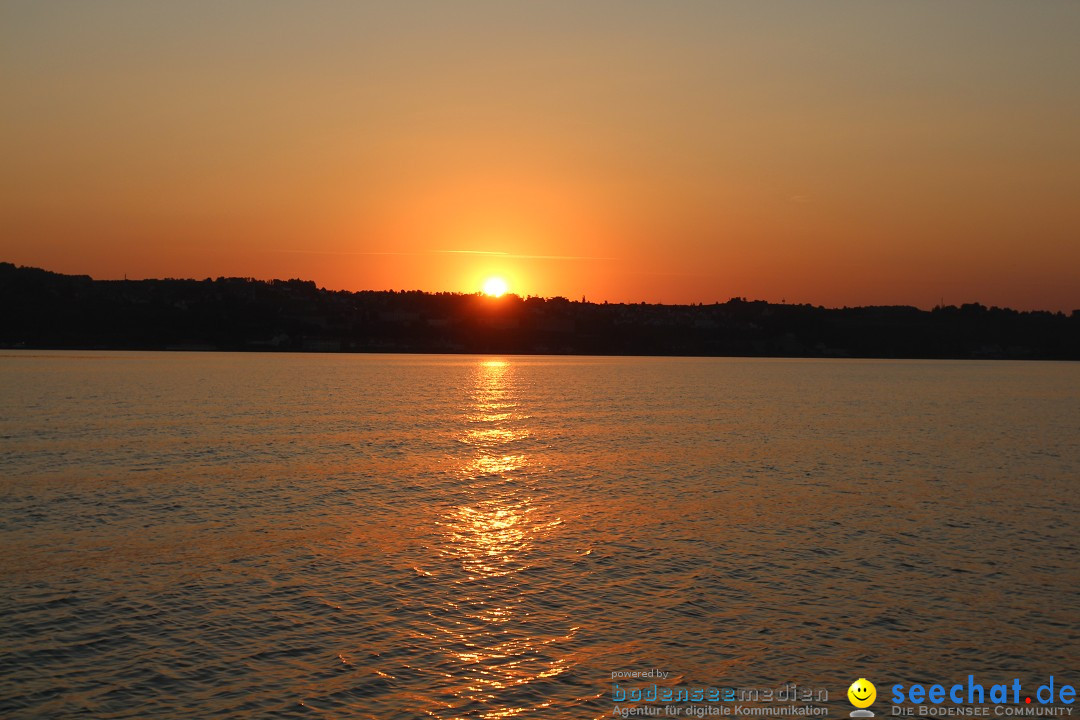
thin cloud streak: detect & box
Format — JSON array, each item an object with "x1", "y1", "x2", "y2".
[
  {"x1": 441, "y1": 250, "x2": 614, "y2": 261},
  {"x1": 272, "y1": 249, "x2": 613, "y2": 261}
]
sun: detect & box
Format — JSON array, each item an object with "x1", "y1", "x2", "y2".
[{"x1": 482, "y1": 277, "x2": 508, "y2": 297}]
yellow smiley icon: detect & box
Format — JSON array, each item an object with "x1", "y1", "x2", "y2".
[{"x1": 848, "y1": 679, "x2": 877, "y2": 709}]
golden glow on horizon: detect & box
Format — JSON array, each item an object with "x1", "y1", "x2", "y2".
[{"x1": 482, "y1": 277, "x2": 509, "y2": 298}]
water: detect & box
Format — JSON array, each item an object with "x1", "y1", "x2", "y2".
[{"x1": 1, "y1": 352, "x2": 1077, "y2": 719}]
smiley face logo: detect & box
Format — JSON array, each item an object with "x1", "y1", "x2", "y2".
[{"x1": 848, "y1": 678, "x2": 877, "y2": 709}]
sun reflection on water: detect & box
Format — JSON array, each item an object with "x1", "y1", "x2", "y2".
[{"x1": 426, "y1": 358, "x2": 575, "y2": 719}]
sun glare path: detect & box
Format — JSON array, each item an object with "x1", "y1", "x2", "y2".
[{"x1": 482, "y1": 277, "x2": 508, "y2": 297}]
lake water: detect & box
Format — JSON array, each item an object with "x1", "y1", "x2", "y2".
[{"x1": 1, "y1": 352, "x2": 1078, "y2": 719}]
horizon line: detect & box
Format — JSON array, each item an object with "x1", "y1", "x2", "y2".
[{"x1": 3, "y1": 261, "x2": 1075, "y2": 316}]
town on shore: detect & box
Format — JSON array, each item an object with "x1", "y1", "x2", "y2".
[{"x1": 1, "y1": 263, "x2": 1077, "y2": 360}]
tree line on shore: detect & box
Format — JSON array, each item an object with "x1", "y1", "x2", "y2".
[{"x1": 1, "y1": 262, "x2": 1077, "y2": 359}]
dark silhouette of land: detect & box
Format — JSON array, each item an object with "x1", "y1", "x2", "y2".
[{"x1": 1, "y1": 262, "x2": 1077, "y2": 359}]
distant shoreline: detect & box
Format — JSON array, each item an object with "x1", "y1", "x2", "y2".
[
  {"x1": 1, "y1": 348, "x2": 1078, "y2": 364},
  {"x1": 3, "y1": 262, "x2": 1078, "y2": 361}
]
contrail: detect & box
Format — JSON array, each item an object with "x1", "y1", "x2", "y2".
[
  {"x1": 440, "y1": 250, "x2": 613, "y2": 260},
  {"x1": 271, "y1": 249, "x2": 613, "y2": 261}
]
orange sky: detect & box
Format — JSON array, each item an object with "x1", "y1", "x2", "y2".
[{"x1": 2, "y1": 2, "x2": 1079, "y2": 310}]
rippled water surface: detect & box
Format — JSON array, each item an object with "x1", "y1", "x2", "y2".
[{"x1": 1, "y1": 352, "x2": 1078, "y2": 719}]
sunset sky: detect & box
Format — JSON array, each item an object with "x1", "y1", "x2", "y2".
[{"x1": 2, "y1": 1, "x2": 1078, "y2": 310}]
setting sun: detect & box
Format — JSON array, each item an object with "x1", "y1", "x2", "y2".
[{"x1": 482, "y1": 277, "x2": 508, "y2": 297}]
